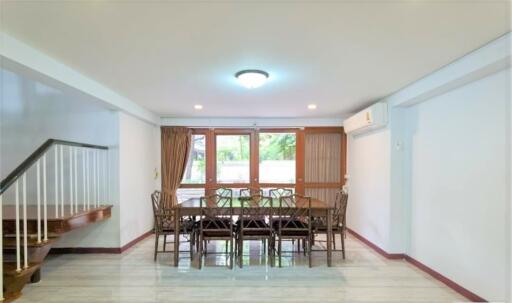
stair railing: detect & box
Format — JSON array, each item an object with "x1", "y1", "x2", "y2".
[{"x1": 0, "y1": 139, "x2": 109, "y2": 300}]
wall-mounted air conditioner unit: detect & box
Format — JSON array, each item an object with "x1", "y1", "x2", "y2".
[{"x1": 343, "y1": 102, "x2": 388, "y2": 135}]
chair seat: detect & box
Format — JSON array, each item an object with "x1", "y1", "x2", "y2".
[
  {"x1": 313, "y1": 224, "x2": 343, "y2": 231},
  {"x1": 279, "y1": 229, "x2": 310, "y2": 237},
  {"x1": 203, "y1": 230, "x2": 233, "y2": 238},
  {"x1": 272, "y1": 219, "x2": 308, "y2": 230},
  {"x1": 200, "y1": 218, "x2": 233, "y2": 229}
]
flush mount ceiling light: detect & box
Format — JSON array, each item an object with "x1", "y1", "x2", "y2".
[
  {"x1": 235, "y1": 69, "x2": 269, "y2": 89},
  {"x1": 194, "y1": 104, "x2": 203, "y2": 110},
  {"x1": 308, "y1": 104, "x2": 317, "y2": 110}
]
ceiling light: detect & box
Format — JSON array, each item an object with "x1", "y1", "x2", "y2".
[
  {"x1": 194, "y1": 104, "x2": 203, "y2": 110},
  {"x1": 308, "y1": 104, "x2": 317, "y2": 110},
  {"x1": 235, "y1": 69, "x2": 269, "y2": 89}
]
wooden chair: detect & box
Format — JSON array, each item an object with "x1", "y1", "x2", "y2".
[
  {"x1": 269, "y1": 188, "x2": 293, "y2": 199},
  {"x1": 239, "y1": 187, "x2": 263, "y2": 198},
  {"x1": 198, "y1": 195, "x2": 234, "y2": 269},
  {"x1": 151, "y1": 191, "x2": 194, "y2": 262},
  {"x1": 235, "y1": 195, "x2": 273, "y2": 268},
  {"x1": 312, "y1": 190, "x2": 348, "y2": 259},
  {"x1": 216, "y1": 187, "x2": 233, "y2": 198},
  {"x1": 273, "y1": 194, "x2": 312, "y2": 267}
]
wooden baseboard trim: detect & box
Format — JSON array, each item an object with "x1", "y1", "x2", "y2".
[
  {"x1": 346, "y1": 228, "x2": 405, "y2": 259},
  {"x1": 50, "y1": 230, "x2": 154, "y2": 255},
  {"x1": 346, "y1": 228, "x2": 487, "y2": 302}
]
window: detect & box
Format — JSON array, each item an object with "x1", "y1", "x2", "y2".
[
  {"x1": 182, "y1": 134, "x2": 206, "y2": 184},
  {"x1": 216, "y1": 135, "x2": 250, "y2": 183},
  {"x1": 259, "y1": 132, "x2": 296, "y2": 183}
]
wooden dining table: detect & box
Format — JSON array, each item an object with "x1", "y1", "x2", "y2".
[{"x1": 173, "y1": 197, "x2": 334, "y2": 267}]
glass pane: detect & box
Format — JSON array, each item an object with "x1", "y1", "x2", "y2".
[
  {"x1": 182, "y1": 134, "x2": 206, "y2": 184},
  {"x1": 177, "y1": 188, "x2": 205, "y2": 203},
  {"x1": 216, "y1": 135, "x2": 250, "y2": 183},
  {"x1": 259, "y1": 133, "x2": 296, "y2": 183}
]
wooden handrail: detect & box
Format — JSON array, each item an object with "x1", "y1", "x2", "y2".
[{"x1": 0, "y1": 139, "x2": 108, "y2": 195}]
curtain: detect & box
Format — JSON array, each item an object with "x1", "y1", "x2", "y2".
[{"x1": 161, "y1": 127, "x2": 192, "y2": 207}]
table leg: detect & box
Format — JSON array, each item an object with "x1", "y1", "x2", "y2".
[
  {"x1": 326, "y1": 208, "x2": 332, "y2": 267},
  {"x1": 174, "y1": 208, "x2": 180, "y2": 267}
]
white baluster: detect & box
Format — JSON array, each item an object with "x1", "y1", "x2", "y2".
[
  {"x1": 96, "y1": 149, "x2": 100, "y2": 207},
  {"x1": 15, "y1": 181, "x2": 21, "y2": 272},
  {"x1": 69, "y1": 146, "x2": 73, "y2": 215},
  {"x1": 60, "y1": 145, "x2": 64, "y2": 217},
  {"x1": 37, "y1": 160, "x2": 41, "y2": 243},
  {"x1": 54, "y1": 147, "x2": 59, "y2": 218},
  {"x1": 43, "y1": 154, "x2": 48, "y2": 242},
  {"x1": 74, "y1": 147, "x2": 78, "y2": 213},
  {"x1": 82, "y1": 148, "x2": 86, "y2": 211},
  {"x1": 92, "y1": 150, "x2": 96, "y2": 209},
  {"x1": 86, "y1": 149, "x2": 90, "y2": 210},
  {"x1": 22, "y1": 173, "x2": 28, "y2": 269}
]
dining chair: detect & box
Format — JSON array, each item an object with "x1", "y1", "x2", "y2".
[
  {"x1": 239, "y1": 187, "x2": 264, "y2": 198},
  {"x1": 312, "y1": 190, "x2": 348, "y2": 259},
  {"x1": 198, "y1": 194, "x2": 234, "y2": 269},
  {"x1": 235, "y1": 194, "x2": 274, "y2": 268},
  {"x1": 216, "y1": 187, "x2": 233, "y2": 198},
  {"x1": 273, "y1": 194, "x2": 312, "y2": 267},
  {"x1": 151, "y1": 191, "x2": 195, "y2": 262},
  {"x1": 269, "y1": 188, "x2": 293, "y2": 199}
]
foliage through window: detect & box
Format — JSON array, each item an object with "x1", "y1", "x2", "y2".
[
  {"x1": 182, "y1": 134, "x2": 206, "y2": 184},
  {"x1": 259, "y1": 133, "x2": 296, "y2": 183},
  {"x1": 216, "y1": 135, "x2": 250, "y2": 183}
]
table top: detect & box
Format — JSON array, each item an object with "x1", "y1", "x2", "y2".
[{"x1": 178, "y1": 197, "x2": 329, "y2": 209}]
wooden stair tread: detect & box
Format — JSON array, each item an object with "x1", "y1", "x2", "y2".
[
  {"x1": 3, "y1": 262, "x2": 41, "y2": 277},
  {"x1": 2, "y1": 205, "x2": 113, "y2": 221},
  {"x1": 3, "y1": 237, "x2": 57, "y2": 248}
]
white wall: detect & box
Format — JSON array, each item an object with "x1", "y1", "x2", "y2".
[
  {"x1": 118, "y1": 112, "x2": 160, "y2": 246},
  {"x1": 405, "y1": 69, "x2": 509, "y2": 301},
  {"x1": 346, "y1": 128, "x2": 391, "y2": 251}
]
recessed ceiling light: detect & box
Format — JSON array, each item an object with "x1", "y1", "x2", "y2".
[
  {"x1": 235, "y1": 69, "x2": 269, "y2": 89},
  {"x1": 194, "y1": 104, "x2": 203, "y2": 110},
  {"x1": 308, "y1": 104, "x2": 317, "y2": 110}
]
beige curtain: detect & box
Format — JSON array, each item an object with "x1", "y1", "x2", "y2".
[{"x1": 161, "y1": 127, "x2": 192, "y2": 207}]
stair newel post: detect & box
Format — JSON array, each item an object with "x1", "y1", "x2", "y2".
[
  {"x1": 69, "y1": 146, "x2": 74, "y2": 215},
  {"x1": 15, "y1": 180, "x2": 21, "y2": 272},
  {"x1": 74, "y1": 147, "x2": 78, "y2": 213},
  {"x1": 82, "y1": 147, "x2": 86, "y2": 211},
  {"x1": 22, "y1": 173, "x2": 28, "y2": 269},
  {"x1": 37, "y1": 159, "x2": 41, "y2": 244},
  {"x1": 43, "y1": 154, "x2": 48, "y2": 242},
  {"x1": 54, "y1": 146, "x2": 59, "y2": 218},
  {"x1": 60, "y1": 145, "x2": 64, "y2": 218}
]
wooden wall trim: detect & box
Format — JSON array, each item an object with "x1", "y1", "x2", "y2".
[
  {"x1": 346, "y1": 228, "x2": 487, "y2": 303},
  {"x1": 49, "y1": 230, "x2": 153, "y2": 255}
]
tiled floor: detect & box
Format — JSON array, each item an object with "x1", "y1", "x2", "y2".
[{"x1": 18, "y1": 234, "x2": 466, "y2": 302}]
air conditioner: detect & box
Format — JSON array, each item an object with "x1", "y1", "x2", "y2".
[{"x1": 343, "y1": 102, "x2": 388, "y2": 135}]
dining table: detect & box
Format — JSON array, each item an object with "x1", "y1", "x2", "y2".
[{"x1": 173, "y1": 197, "x2": 334, "y2": 267}]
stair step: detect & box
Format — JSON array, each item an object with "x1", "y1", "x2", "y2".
[
  {"x1": 3, "y1": 262, "x2": 41, "y2": 301},
  {"x1": 3, "y1": 237, "x2": 57, "y2": 249}
]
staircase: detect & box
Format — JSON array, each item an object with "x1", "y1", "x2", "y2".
[{"x1": 0, "y1": 139, "x2": 113, "y2": 302}]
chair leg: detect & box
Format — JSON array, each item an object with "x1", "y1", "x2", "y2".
[
  {"x1": 154, "y1": 232, "x2": 159, "y2": 262},
  {"x1": 278, "y1": 237, "x2": 282, "y2": 267},
  {"x1": 225, "y1": 240, "x2": 229, "y2": 255},
  {"x1": 163, "y1": 234, "x2": 167, "y2": 252},
  {"x1": 303, "y1": 238, "x2": 306, "y2": 256},
  {"x1": 333, "y1": 232, "x2": 336, "y2": 250},
  {"x1": 341, "y1": 231, "x2": 345, "y2": 259},
  {"x1": 239, "y1": 236, "x2": 243, "y2": 268},
  {"x1": 308, "y1": 237, "x2": 312, "y2": 268},
  {"x1": 229, "y1": 238, "x2": 234, "y2": 269}
]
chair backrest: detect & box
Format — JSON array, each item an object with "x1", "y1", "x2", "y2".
[
  {"x1": 269, "y1": 188, "x2": 293, "y2": 199},
  {"x1": 240, "y1": 195, "x2": 272, "y2": 233},
  {"x1": 151, "y1": 190, "x2": 176, "y2": 233},
  {"x1": 278, "y1": 194, "x2": 311, "y2": 231},
  {"x1": 334, "y1": 191, "x2": 348, "y2": 227},
  {"x1": 200, "y1": 194, "x2": 233, "y2": 231},
  {"x1": 216, "y1": 187, "x2": 233, "y2": 198},
  {"x1": 239, "y1": 187, "x2": 264, "y2": 198}
]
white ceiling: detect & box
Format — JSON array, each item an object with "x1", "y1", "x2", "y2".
[{"x1": 1, "y1": 1, "x2": 510, "y2": 118}]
